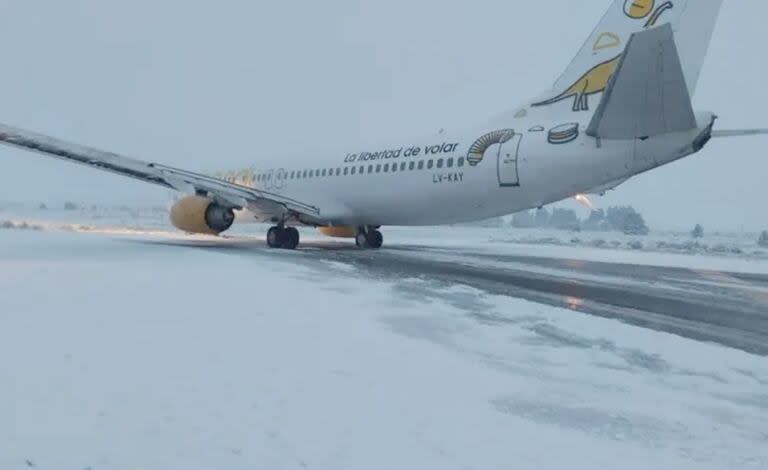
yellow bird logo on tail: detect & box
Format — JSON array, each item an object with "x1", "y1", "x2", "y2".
[
  {"x1": 531, "y1": 56, "x2": 620, "y2": 112},
  {"x1": 532, "y1": 0, "x2": 674, "y2": 112},
  {"x1": 624, "y1": 0, "x2": 656, "y2": 19}
]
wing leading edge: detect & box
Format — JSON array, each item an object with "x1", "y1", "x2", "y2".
[{"x1": 0, "y1": 123, "x2": 319, "y2": 217}]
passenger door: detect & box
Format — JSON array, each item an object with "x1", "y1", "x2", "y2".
[{"x1": 497, "y1": 132, "x2": 523, "y2": 187}]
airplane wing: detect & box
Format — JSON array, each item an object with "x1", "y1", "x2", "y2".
[
  {"x1": 0, "y1": 123, "x2": 320, "y2": 218},
  {"x1": 587, "y1": 24, "x2": 696, "y2": 140}
]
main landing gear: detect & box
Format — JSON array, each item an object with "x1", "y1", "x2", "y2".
[
  {"x1": 355, "y1": 227, "x2": 383, "y2": 249},
  {"x1": 267, "y1": 225, "x2": 300, "y2": 250}
]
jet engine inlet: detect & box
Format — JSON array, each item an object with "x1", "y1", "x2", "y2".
[{"x1": 170, "y1": 195, "x2": 235, "y2": 235}]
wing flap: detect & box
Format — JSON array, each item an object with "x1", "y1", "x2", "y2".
[
  {"x1": 587, "y1": 24, "x2": 697, "y2": 140},
  {"x1": 151, "y1": 164, "x2": 319, "y2": 215}
]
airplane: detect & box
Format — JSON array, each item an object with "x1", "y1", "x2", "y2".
[{"x1": 1, "y1": 0, "x2": 766, "y2": 250}]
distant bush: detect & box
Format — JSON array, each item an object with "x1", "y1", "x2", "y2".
[
  {"x1": 534, "y1": 208, "x2": 550, "y2": 227},
  {"x1": 582, "y1": 209, "x2": 605, "y2": 231},
  {"x1": 627, "y1": 240, "x2": 643, "y2": 250},
  {"x1": 759, "y1": 231, "x2": 768, "y2": 248},
  {"x1": 38, "y1": 203, "x2": 48, "y2": 210},
  {"x1": 691, "y1": 224, "x2": 704, "y2": 239},
  {"x1": 549, "y1": 208, "x2": 580, "y2": 231},
  {"x1": 64, "y1": 201, "x2": 79, "y2": 211},
  {"x1": 0, "y1": 220, "x2": 42, "y2": 231},
  {"x1": 604, "y1": 206, "x2": 650, "y2": 235},
  {"x1": 511, "y1": 210, "x2": 536, "y2": 228}
]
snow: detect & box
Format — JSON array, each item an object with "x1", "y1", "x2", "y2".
[{"x1": 1, "y1": 227, "x2": 767, "y2": 470}]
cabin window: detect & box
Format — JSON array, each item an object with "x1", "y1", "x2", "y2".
[
  {"x1": 400, "y1": 162, "x2": 406, "y2": 171},
  {"x1": 409, "y1": 161, "x2": 415, "y2": 170},
  {"x1": 368, "y1": 165, "x2": 374, "y2": 174},
  {"x1": 383, "y1": 163, "x2": 389, "y2": 172},
  {"x1": 351, "y1": 166, "x2": 356, "y2": 175},
  {"x1": 302, "y1": 170, "x2": 308, "y2": 178},
  {"x1": 427, "y1": 160, "x2": 433, "y2": 169},
  {"x1": 418, "y1": 160, "x2": 424, "y2": 170},
  {"x1": 359, "y1": 166, "x2": 365, "y2": 174},
  {"x1": 437, "y1": 159, "x2": 444, "y2": 169},
  {"x1": 344, "y1": 167, "x2": 349, "y2": 175},
  {"x1": 447, "y1": 158, "x2": 454, "y2": 168},
  {"x1": 334, "y1": 168, "x2": 340, "y2": 176},
  {"x1": 391, "y1": 163, "x2": 397, "y2": 172},
  {"x1": 458, "y1": 157, "x2": 465, "y2": 167},
  {"x1": 320, "y1": 169, "x2": 325, "y2": 177},
  {"x1": 376, "y1": 164, "x2": 382, "y2": 173}
]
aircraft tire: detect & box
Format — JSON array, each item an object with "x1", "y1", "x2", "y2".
[
  {"x1": 282, "y1": 227, "x2": 300, "y2": 250},
  {"x1": 267, "y1": 226, "x2": 285, "y2": 248}
]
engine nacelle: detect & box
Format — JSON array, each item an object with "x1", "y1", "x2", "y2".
[{"x1": 170, "y1": 196, "x2": 235, "y2": 235}]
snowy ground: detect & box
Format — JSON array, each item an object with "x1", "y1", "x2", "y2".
[{"x1": 1, "y1": 220, "x2": 767, "y2": 469}]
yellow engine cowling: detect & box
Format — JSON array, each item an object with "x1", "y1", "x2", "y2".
[
  {"x1": 318, "y1": 226, "x2": 357, "y2": 238},
  {"x1": 170, "y1": 196, "x2": 235, "y2": 235}
]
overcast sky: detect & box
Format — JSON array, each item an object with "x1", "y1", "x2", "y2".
[{"x1": 0, "y1": 0, "x2": 766, "y2": 231}]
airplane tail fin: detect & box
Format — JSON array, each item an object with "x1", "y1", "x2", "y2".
[{"x1": 532, "y1": 0, "x2": 723, "y2": 113}]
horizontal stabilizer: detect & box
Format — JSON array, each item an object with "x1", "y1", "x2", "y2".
[
  {"x1": 587, "y1": 24, "x2": 696, "y2": 140},
  {"x1": 711, "y1": 129, "x2": 768, "y2": 138}
]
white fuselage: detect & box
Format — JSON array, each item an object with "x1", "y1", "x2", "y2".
[{"x1": 223, "y1": 110, "x2": 714, "y2": 227}]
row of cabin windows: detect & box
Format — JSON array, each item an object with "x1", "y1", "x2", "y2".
[{"x1": 253, "y1": 157, "x2": 466, "y2": 183}]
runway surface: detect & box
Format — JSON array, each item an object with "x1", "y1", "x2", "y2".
[{"x1": 139, "y1": 236, "x2": 768, "y2": 356}]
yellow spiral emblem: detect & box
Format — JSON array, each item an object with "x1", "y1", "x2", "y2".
[{"x1": 467, "y1": 129, "x2": 515, "y2": 166}]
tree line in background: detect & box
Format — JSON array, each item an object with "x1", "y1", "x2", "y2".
[
  {"x1": 511, "y1": 206, "x2": 650, "y2": 235},
  {"x1": 511, "y1": 206, "x2": 768, "y2": 247}
]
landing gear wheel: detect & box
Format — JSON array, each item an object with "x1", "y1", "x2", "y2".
[
  {"x1": 356, "y1": 228, "x2": 383, "y2": 249},
  {"x1": 267, "y1": 226, "x2": 285, "y2": 248},
  {"x1": 367, "y1": 229, "x2": 383, "y2": 249},
  {"x1": 282, "y1": 227, "x2": 300, "y2": 250}
]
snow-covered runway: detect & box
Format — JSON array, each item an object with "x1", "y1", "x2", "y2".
[
  {"x1": 147, "y1": 233, "x2": 768, "y2": 356},
  {"x1": 1, "y1": 228, "x2": 767, "y2": 469}
]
